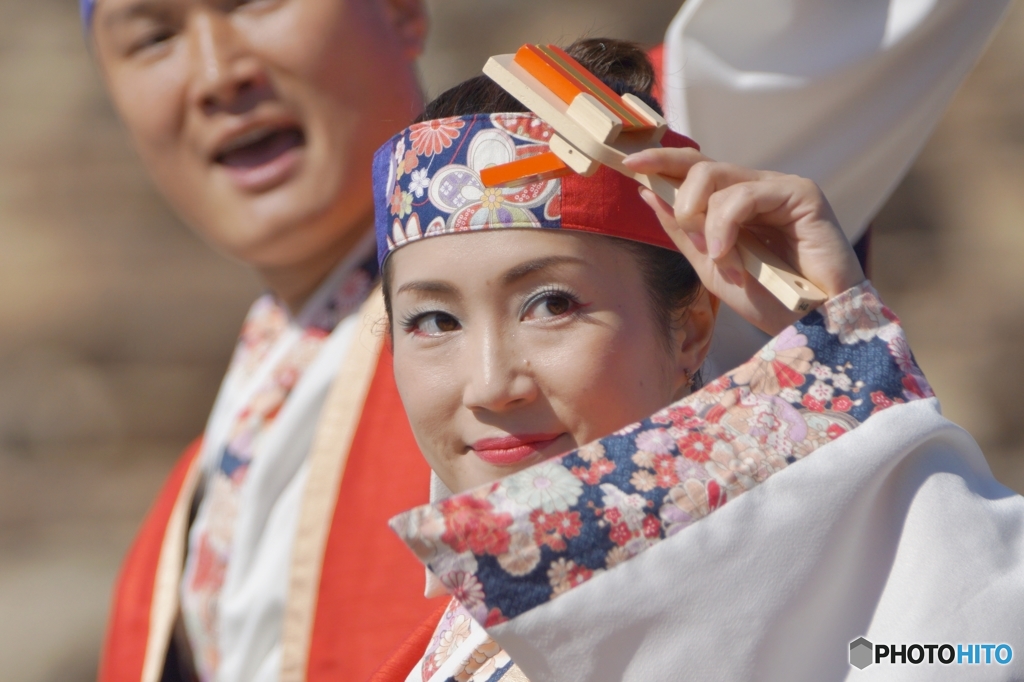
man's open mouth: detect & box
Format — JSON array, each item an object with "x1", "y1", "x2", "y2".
[{"x1": 214, "y1": 125, "x2": 306, "y2": 169}]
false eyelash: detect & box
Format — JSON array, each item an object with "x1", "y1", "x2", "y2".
[
  {"x1": 399, "y1": 307, "x2": 438, "y2": 333},
  {"x1": 521, "y1": 285, "x2": 588, "y2": 318}
]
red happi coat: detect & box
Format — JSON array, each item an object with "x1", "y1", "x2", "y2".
[{"x1": 98, "y1": 305, "x2": 446, "y2": 682}]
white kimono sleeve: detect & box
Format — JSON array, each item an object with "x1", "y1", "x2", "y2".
[
  {"x1": 660, "y1": 0, "x2": 1012, "y2": 243},
  {"x1": 391, "y1": 283, "x2": 1024, "y2": 681}
]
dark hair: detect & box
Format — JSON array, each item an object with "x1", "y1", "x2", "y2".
[
  {"x1": 385, "y1": 38, "x2": 703, "y2": 359},
  {"x1": 414, "y1": 39, "x2": 663, "y2": 124}
]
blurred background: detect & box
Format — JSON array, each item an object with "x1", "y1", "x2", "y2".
[{"x1": 0, "y1": 0, "x2": 1021, "y2": 679}]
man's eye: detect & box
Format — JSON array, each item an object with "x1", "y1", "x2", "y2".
[
  {"x1": 233, "y1": 0, "x2": 277, "y2": 11},
  {"x1": 410, "y1": 312, "x2": 461, "y2": 336},
  {"x1": 523, "y1": 292, "x2": 578, "y2": 320},
  {"x1": 128, "y1": 27, "x2": 176, "y2": 55}
]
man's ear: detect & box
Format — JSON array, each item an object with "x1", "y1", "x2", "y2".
[
  {"x1": 670, "y1": 290, "x2": 719, "y2": 398},
  {"x1": 377, "y1": 0, "x2": 429, "y2": 60}
]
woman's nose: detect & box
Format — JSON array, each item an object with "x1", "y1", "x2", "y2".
[
  {"x1": 462, "y1": 330, "x2": 538, "y2": 414},
  {"x1": 187, "y1": 10, "x2": 269, "y2": 117}
]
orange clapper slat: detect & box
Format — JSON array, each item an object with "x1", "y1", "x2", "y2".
[
  {"x1": 480, "y1": 150, "x2": 573, "y2": 188},
  {"x1": 513, "y1": 44, "x2": 652, "y2": 131}
]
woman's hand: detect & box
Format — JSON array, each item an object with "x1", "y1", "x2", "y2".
[{"x1": 623, "y1": 147, "x2": 866, "y2": 336}]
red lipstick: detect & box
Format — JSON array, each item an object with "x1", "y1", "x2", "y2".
[{"x1": 471, "y1": 433, "x2": 563, "y2": 466}]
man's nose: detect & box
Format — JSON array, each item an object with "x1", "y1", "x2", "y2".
[
  {"x1": 462, "y1": 329, "x2": 538, "y2": 414},
  {"x1": 187, "y1": 10, "x2": 268, "y2": 117}
]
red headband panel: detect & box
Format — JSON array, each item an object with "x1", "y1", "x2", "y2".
[{"x1": 561, "y1": 130, "x2": 699, "y2": 252}]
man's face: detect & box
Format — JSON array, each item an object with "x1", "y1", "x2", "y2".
[{"x1": 93, "y1": 0, "x2": 426, "y2": 270}]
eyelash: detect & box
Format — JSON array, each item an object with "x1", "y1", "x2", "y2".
[
  {"x1": 400, "y1": 308, "x2": 454, "y2": 336},
  {"x1": 399, "y1": 286, "x2": 586, "y2": 337},
  {"x1": 135, "y1": 29, "x2": 174, "y2": 51},
  {"x1": 521, "y1": 286, "x2": 586, "y2": 320},
  {"x1": 123, "y1": 23, "x2": 178, "y2": 58}
]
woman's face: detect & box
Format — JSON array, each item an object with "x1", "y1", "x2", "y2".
[
  {"x1": 92, "y1": 0, "x2": 425, "y2": 271},
  {"x1": 390, "y1": 230, "x2": 716, "y2": 493}
]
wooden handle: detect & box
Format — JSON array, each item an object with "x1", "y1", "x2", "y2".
[
  {"x1": 640, "y1": 174, "x2": 828, "y2": 313},
  {"x1": 483, "y1": 52, "x2": 827, "y2": 314}
]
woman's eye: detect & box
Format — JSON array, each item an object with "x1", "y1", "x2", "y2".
[
  {"x1": 524, "y1": 292, "x2": 577, "y2": 320},
  {"x1": 410, "y1": 312, "x2": 461, "y2": 336}
]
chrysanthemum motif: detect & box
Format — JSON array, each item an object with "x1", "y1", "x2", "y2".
[
  {"x1": 605, "y1": 545, "x2": 632, "y2": 569},
  {"x1": 496, "y1": 531, "x2": 541, "y2": 576},
  {"x1": 431, "y1": 611, "x2": 473, "y2": 669},
  {"x1": 409, "y1": 117, "x2": 466, "y2": 157},
  {"x1": 634, "y1": 428, "x2": 676, "y2": 455},
  {"x1": 504, "y1": 461, "x2": 583, "y2": 513},
  {"x1": 678, "y1": 432, "x2": 715, "y2": 462},
  {"x1": 442, "y1": 571, "x2": 486, "y2": 610},
  {"x1": 630, "y1": 469, "x2": 657, "y2": 492},
  {"x1": 547, "y1": 557, "x2": 593, "y2": 595},
  {"x1": 576, "y1": 441, "x2": 606, "y2": 463}
]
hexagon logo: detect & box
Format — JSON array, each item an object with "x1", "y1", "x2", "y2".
[{"x1": 850, "y1": 637, "x2": 873, "y2": 670}]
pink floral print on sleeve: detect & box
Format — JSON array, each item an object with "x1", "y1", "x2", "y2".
[{"x1": 390, "y1": 282, "x2": 934, "y2": 626}]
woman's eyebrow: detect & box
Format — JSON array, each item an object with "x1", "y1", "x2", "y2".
[
  {"x1": 501, "y1": 256, "x2": 587, "y2": 286},
  {"x1": 395, "y1": 280, "x2": 461, "y2": 298}
]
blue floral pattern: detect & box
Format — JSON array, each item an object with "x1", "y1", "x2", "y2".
[
  {"x1": 389, "y1": 282, "x2": 934, "y2": 625},
  {"x1": 373, "y1": 114, "x2": 563, "y2": 269}
]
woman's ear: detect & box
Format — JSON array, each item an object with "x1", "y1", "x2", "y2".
[
  {"x1": 670, "y1": 290, "x2": 719, "y2": 398},
  {"x1": 376, "y1": 0, "x2": 429, "y2": 60}
]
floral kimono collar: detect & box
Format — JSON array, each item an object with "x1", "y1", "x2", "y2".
[
  {"x1": 390, "y1": 281, "x2": 935, "y2": 680},
  {"x1": 181, "y1": 235, "x2": 378, "y2": 680}
]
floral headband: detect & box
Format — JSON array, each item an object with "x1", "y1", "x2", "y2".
[{"x1": 373, "y1": 112, "x2": 699, "y2": 270}]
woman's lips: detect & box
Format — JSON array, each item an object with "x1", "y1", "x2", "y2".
[
  {"x1": 471, "y1": 433, "x2": 563, "y2": 466},
  {"x1": 215, "y1": 127, "x2": 305, "y2": 193}
]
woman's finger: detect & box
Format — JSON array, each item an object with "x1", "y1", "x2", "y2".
[
  {"x1": 639, "y1": 188, "x2": 745, "y2": 290},
  {"x1": 622, "y1": 147, "x2": 708, "y2": 180},
  {"x1": 673, "y1": 161, "x2": 762, "y2": 234},
  {"x1": 637, "y1": 187, "x2": 707, "y2": 255},
  {"x1": 639, "y1": 184, "x2": 744, "y2": 285},
  {"x1": 704, "y1": 180, "x2": 793, "y2": 255}
]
